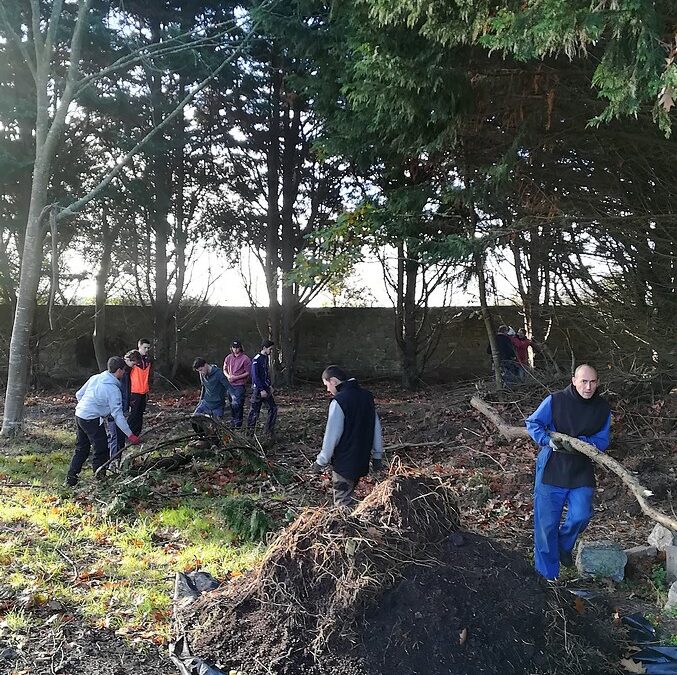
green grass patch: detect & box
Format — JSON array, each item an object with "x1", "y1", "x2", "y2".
[{"x1": 0, "y1": 428, "x2": 280, "y2": 645}]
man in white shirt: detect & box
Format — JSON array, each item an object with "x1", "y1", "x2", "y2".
[{"x1": 66, "y1": 357, "x2": 141, "y2": 486}]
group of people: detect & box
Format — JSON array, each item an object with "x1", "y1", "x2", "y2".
[
  {"x1": 66, "y1": 336, "x2": 383, "y2": 508},
  {"x1": 66, "y1": 338, "x2": 152, "y2": 486},
  {"x1": 191, "y1": 339, "x2": 278, "y2": 440},
  {"x1": 66, "y1": 333, "x2": 611, "y2": 582},
  {"x1": 487, "y1": 324, "x2": 535, "y2": 383}
]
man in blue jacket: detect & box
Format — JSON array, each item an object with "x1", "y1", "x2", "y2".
[
  {"x1": 246, "y1": 340, "x2": 278, "y2": 438},
  {"x1": 190, "y1": 358, "x2": 234, "y2": 447},
  {"x1": 526, "y1": 364, "x2": 611, "y2": 580},
  {"x1": 310, "y1": 365, "x2": 384, "y2": 507}
]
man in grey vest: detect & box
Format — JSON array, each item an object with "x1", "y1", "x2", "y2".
[{"x1": 310, "y1": 365, "x2": 384, "y2": 507}]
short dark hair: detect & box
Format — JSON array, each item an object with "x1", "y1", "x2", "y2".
[
  {"x1": 497, "y1": 325, "x2": 509, "y2": 334},
  {"x1": 124, "y1": 349, "x2": 142, "y2": 365},
  {"x1": 107, "y1": 356, "x2": 126, "y2": 373},
  {"x1": 192, "y1": 357, "x2": 207, "y2": 370},
  {"x1": 322, "y1": 365, "x2": 347, "y2": 382},
  {"x1": 261, "y1": 339, "x2": 274, "y2": 349},
  {"x1": 138, "y1": 338, "x2": 151, "y2": 346}
]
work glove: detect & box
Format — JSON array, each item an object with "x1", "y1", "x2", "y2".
[
  {"x1": 128, "y1": 434, "x2": 141, "y2": 445},
  {"x1": 558, "y1": 437, "x2": 577, "y2": 453},
  {"x1": 371, "y1": 458, "x2": 384, "y2": 472},
  {"x1": 310, "y1": 461, "x2": 326, "y2": 475},
  {"x1": 548, "y1": 437, "x2": 560, "y2": 451}
]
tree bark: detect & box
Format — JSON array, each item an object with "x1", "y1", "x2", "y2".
[
  {"x1": 475, "y1": 251, "x2": 502, "y2": 390},
  {"x1": 93, "y1": 205, "x2": 114, "y2": 371},
  {"x1": 469, "y1": 396, "x2": 677, "y2": 531},
  {"x1": 1, "y1": 0, "x2": 91, "y2": 435}
]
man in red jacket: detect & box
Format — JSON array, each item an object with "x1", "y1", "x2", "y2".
[
  {"x1": 223, "y1": 340, "x2": 251, "y2": 429},
  {"x1": 511, "y1": 328, "x2": 534, "y2": 381}
]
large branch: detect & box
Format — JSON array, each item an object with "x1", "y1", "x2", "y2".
[{"x1": 469, "y1": 396, "x2": 677, "y2": 531}]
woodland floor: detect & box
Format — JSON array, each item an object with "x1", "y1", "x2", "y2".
[{"x1": 0, "y1": 374, "x2": 675, "y2": 674}]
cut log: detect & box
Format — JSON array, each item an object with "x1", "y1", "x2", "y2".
[{"x1": 470, "y1": 396, "x2": 677, "y2": 532}]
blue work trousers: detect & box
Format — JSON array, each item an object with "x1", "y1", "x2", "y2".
[{"x1": 534, "y1": 448, "x2": 594, "y2": 580}]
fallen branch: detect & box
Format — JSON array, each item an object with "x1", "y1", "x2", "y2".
[
  {"x1": 384, "y1": 441, "x2": 445, "y2": 451},
  {"x1": 470, "y1": 396, "x2": 677, "y2": 531}
]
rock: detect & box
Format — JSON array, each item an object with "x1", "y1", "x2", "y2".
[
  {"x1": 664, "y1": 581, "x2": 677, "y2": 613},
  {"x1": 666, "y1": 546, "x2": 677, "y2": 585},
  {"x1": 575, "y1": 541, "x2": 627, "y2": 582},
  {"x1": 624, "y1": 545, "x2": 657, "y2": 561},
  {"x1": 647, "y1": 524, "x2": 677, "y2": 552},
  {"x1": 624, "y1": 545, "x2": 658, "y2": 579}
]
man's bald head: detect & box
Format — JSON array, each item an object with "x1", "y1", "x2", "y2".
[{"x1": 572, "y1": 364, "x2": 599, "y2": 399}]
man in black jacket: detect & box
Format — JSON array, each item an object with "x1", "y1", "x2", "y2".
[
  {"x1": 310, "y1": 365, "x2": 384, "y2": 507},
  {"x1": 486, "y1": 324, "x2": 518, "y2": 384}
]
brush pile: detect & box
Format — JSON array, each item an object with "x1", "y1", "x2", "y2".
[{"x1": 175, "y1": 475, "x2": 621, "y2": 675}]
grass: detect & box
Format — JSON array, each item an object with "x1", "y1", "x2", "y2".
[{"x1": 0, "y1": 425, "x2": 276, "y2": 645}]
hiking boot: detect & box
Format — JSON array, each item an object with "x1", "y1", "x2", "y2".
[
  {"x1": 559, "y1": 549, "x2": 574, "y2": 567},
  {"x1": 64, "y1": 474, "x2": 78, "y2": 487}
]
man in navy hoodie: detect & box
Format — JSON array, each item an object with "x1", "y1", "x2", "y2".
[
  {"x1": 246, "y1": 340, "x2": 278, "y2": 438},
  {"x1": 311, "y1": 365, "x2": 384, "y2": 507},
  {"x1": 526, "y1": 364, "x2": 611, "y2": 580}
]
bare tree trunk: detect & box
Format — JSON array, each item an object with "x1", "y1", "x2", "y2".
[
  {"x1": 476, "y1": 251, "x2": 502, "y2": 390},
  {"x1": 264, "y1": 64, "x2": 282, "y2": 380},
  {"x1": 93, "y1": 205, "x2": 115, "y2": 371},
  {"x1": 2, "y1": 0, "x2": 92, "y2": 435},
  {"x1": 400, "y1": 240, "x2": 420, "y2": 390}
]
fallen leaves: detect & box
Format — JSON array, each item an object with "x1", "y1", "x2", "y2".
[{"x1": 619, "y1": 658, "x2": 646, "y2": 673}]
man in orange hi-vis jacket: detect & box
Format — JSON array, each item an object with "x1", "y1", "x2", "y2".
[{"x1": 128, "y1": 338, "x2": 153, "y2": 436}]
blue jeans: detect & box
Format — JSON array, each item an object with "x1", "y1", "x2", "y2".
[
  {"x1": 533, "y1": 447, "x2": 594, "y2": 579},
  {"x1": 191, "y1": 400, "x2": 224, "y2": 437},
  {"x1": 229, "y1": 385, "x2": 246, "y2": 427}
]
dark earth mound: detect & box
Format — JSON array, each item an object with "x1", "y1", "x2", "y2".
[{"x1": 178, "y1": 479, "x2": 622, "y2": 675}]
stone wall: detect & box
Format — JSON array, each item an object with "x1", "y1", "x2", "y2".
[{"x1": 0, "y1": 304, "x2": 613, "y2": 386}]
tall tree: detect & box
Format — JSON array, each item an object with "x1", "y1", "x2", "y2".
[{"x1": 0, "y1": 0, "x2": 256, "y2": 434}]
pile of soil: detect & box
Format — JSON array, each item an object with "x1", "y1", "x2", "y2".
[{"x1": 175, "y1": 476, "x2": 622, "y2": 675}]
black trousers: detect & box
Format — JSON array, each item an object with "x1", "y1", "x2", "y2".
[
  {"x1": 128, "y1": 393, "x2": 147, "y2": 435},
  {"x1": 247, "y1": 389, "x2": 278, "y2": 434},
  {"x1": 68, "y1": 416, "x2": 109, "y2": 478}
]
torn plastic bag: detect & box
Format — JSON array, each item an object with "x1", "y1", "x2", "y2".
[
  {"x1": 567, "y1": 589, "x2": 601, "y2": 599},
  {"x1": 170, "y1": 636, "x2": 228, "y2": 675},
  {"x1": 634, "y1": 646, "x2": 677, "y2": 664},
  {"x1": 174, "y1": 571, "x2": 220, "y2": 602},
  {"x1": 643, "y1": 666, "x2": 677, "y2": 674},
  {"x1": 622, "y1": 612, "x2": 658, "y2": 644}
]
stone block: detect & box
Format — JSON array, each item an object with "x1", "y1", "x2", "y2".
[
  {"x1": 624, "y1": 545, "x2": 657, "y2": 561},
  {"x1": 647, "y1": 524, "x2": 677, "y2": 552},
  {"x1": 624, "y1": 545, "x2": 658, "y2": 579},
  {"x1": 665, "y1": 581, "x2": 677, "y2": 613},
  {"x1": 575, "y1": 541, "x2": 627, "y2": 582},
  {"x1": 666, "y1": 546, "x2": 677, "y2": 585}
]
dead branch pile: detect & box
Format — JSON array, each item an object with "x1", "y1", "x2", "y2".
[
  {"x1": 250, "y1": 475, "x2": 459, "y2": 650},
  {"x1": 180, "y1": 475, "x2": 460, "y2": 660}
]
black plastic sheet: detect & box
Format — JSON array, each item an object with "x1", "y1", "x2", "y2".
[
  {"x1": 174, "y1": 571, "x2": 221, "y2": 602},
  {"x1": 170, "y1": 636, "x2": 228, "y2": 675},
  {"x1": 622, "y1": 612, "x2": 658, "y2": 644}
]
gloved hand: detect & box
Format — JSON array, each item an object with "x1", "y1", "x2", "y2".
[
  {"x1": 558, "y1": 437, "x2": 577, "y2": 453},
  {"x1": 372, "y1": 458, "x2": 384, "y2": 472},
  {"x1": 310, "y1": 461, "x2": 326, "y2": 475},
  {"x1": 128, "y1": 434, "x2": 141, "y2": 445},
  {"x1": 548, "y1": 437, "x2": 560, "y2": 451}
]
